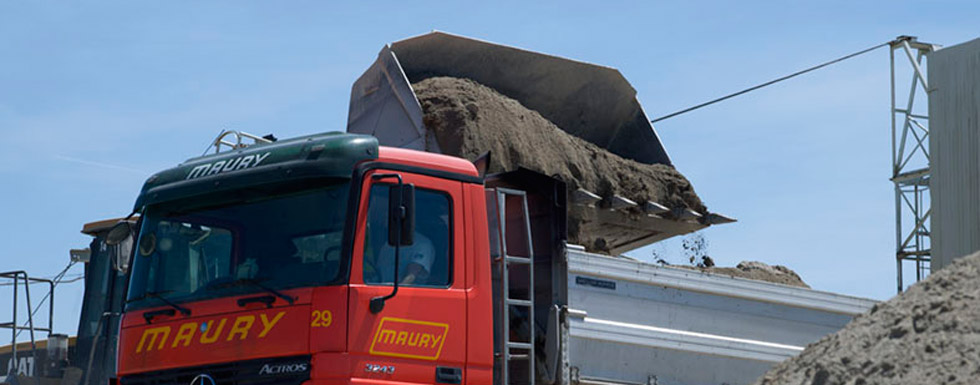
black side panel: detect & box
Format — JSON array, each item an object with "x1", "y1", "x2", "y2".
[
  {"x1": 74, "y1": 232, "x2": 129, "y2": 385},
  {"x1": 119, "y1": 356, "x2": 311, "y2": 385}
]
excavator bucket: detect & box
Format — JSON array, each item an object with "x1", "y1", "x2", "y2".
[
  {"x1": 348, "y1": 31, "x2": 671, "y2": 165},
  {"x1": 348, "y1": 32, "x2": 733, "y2": 254}
]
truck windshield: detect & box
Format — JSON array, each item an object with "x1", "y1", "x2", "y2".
[{"x1": 126, "y1": 183, "x2": 350, "y2": 310}]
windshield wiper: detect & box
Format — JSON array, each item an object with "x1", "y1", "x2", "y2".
[
  {"x1": 206, "y1": 278, "x2": 295, "y2": 305},
  {"x1": 130, "y1": 290, "x2": 191, "y2": 316},
  {"x1": 146, "y1": 291, "x2": 192, "y2": 316}
]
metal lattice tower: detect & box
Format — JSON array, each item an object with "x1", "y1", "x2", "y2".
[{"x1": 890, "y1": 36, "x2": 941, "y2": 292}]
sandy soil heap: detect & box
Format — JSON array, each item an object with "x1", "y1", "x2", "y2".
[
  {"x1": 756, "y1": 251, "x2": 980, "y2": 385},
  {"x1": 413, "y1": 77, "x2": 706, "y2": 215},
  {"x1": 674, "y1": 261, "x2": 809, "y2": 288}
]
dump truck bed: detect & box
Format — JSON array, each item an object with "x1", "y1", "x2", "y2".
[{"x1": 564, "y1": 248, "x2": 876, "y2": 385}]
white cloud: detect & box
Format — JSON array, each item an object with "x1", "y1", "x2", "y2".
[{"x1": 53, "y1": 155, "x2": 147, "y2": 175}]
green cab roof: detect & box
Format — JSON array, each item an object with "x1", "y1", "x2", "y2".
[{"x1": 134, "y1": 132, "x2": 378, "y2": 210}]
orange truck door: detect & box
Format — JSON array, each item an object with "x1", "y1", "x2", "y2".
[{"x1": 348, "y1": 169, "x2": 468, "y2": 384}]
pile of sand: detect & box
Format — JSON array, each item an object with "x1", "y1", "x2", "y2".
[
  {"x1": 674, "y1": 261, "x2": 809, "y2": 288},
  {"x1": 756, "y1": 251, "x2": 980, "y2": 385},
  {"x1": 413, "y1": 77, "x2": 706, "y2": 215}
]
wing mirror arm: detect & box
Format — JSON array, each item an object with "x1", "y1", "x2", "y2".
[{"x1": 369, "y1": 173, "x2": 415, "y2": 314}]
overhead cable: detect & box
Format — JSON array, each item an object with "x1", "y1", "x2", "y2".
[
  {"x1": 651, "y1": 40, "x2": 893, "y2": 123},
  {"x1": 12, "y1": 260, "x2": 78, "y2": 338}
]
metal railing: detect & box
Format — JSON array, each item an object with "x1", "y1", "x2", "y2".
[
  {"x1": 1, "y1": 271, "x2": 54, "y2": 380},
  {"x1": 203, "y1": 130, "x2": 273, "y2": 155}
]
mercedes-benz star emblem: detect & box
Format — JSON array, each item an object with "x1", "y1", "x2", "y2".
[{"x1": 190, "y1": 374, "x2": 216, "y2": 385}]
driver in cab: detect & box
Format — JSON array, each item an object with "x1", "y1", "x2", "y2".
[{"x1": 369, "y1": 232, "x2": 435, "y2": 286}]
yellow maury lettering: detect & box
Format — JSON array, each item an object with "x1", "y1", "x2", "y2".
[
  {"x1": 376, "y1": 329, "x2": 445, "y2": 349},
  {"x1": 136, "y1": 327, "x2": 170, "y2": 353},
  {"x1": 369, "y1": 317, "x2": 450, "y2": 360},
  {"x1": 134, "y1": 311, "x2": 285, "y2": 353}
]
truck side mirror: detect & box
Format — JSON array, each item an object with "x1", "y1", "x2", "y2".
[
  {"x1": 106, "y1": 221, "x2": 135, "y2": 272},
  {"x1": 370, "y1": 174, "x2": 414, "y2": 314},
  {"x1": 388, "y1": 184, "x2": 415, "y2": 246},
  {"x1": 106, "y1": 221, "x2": 132, "y2": 245}
]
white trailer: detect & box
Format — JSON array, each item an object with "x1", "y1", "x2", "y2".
[{"x1": 563, "y1": 247, "x2": 875, "y2": 385}]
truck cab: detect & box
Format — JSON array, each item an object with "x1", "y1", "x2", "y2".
[{"x1": 117, "y1": 132, "x2": 511, "y2": 385}]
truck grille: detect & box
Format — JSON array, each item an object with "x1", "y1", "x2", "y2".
[{"x1": 119, "y1": 356, "x2": 311, "y2": 385}]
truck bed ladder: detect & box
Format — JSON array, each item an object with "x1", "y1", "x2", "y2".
[{"x1": 487, "y1": 188, "x2": 535, "y2": 385}]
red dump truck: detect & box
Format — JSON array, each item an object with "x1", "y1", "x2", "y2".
[
  {"x1": 104, "y1": 129, "x2": 872, "y2": 385},
  {"x1": 112, "y1": 131, "x2": 558, "y2": 385},
  {"x1": 38, "y1": 32, "x2": 873, "y2": 385},
  {"x1": 107, "y1": 128, "x2": 697, "y2": 385}
]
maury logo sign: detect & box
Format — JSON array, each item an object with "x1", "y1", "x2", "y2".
[
  {"x1": 185, "y1": 152, "x2": 271, "y2": 180},
  {"x1": 135, "y1": 311, "x2": 285, "y2": 353},
  {"x1": 369, "y1": 317, "x2": 449, "y2": 361}
]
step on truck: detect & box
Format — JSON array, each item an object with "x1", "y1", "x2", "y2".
[{"x1": 108, "y1": 130, "x2": 875, "y2": 385}]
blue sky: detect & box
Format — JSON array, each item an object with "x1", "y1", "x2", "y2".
[{"x1": 1, "y1": 1, "x2": 977, "y2": 336}]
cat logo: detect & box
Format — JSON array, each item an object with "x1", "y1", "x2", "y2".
[{"x1": 369, "y1": 317, "x2": 449, "y2": 361}]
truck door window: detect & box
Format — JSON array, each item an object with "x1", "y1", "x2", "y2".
[{"x1": 363, "y1": 185, "x2": 451, "y2": 287}]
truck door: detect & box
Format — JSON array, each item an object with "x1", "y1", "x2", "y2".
[{"x1": 348, "y1": 169, "x2": 467, "y2": 384}]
